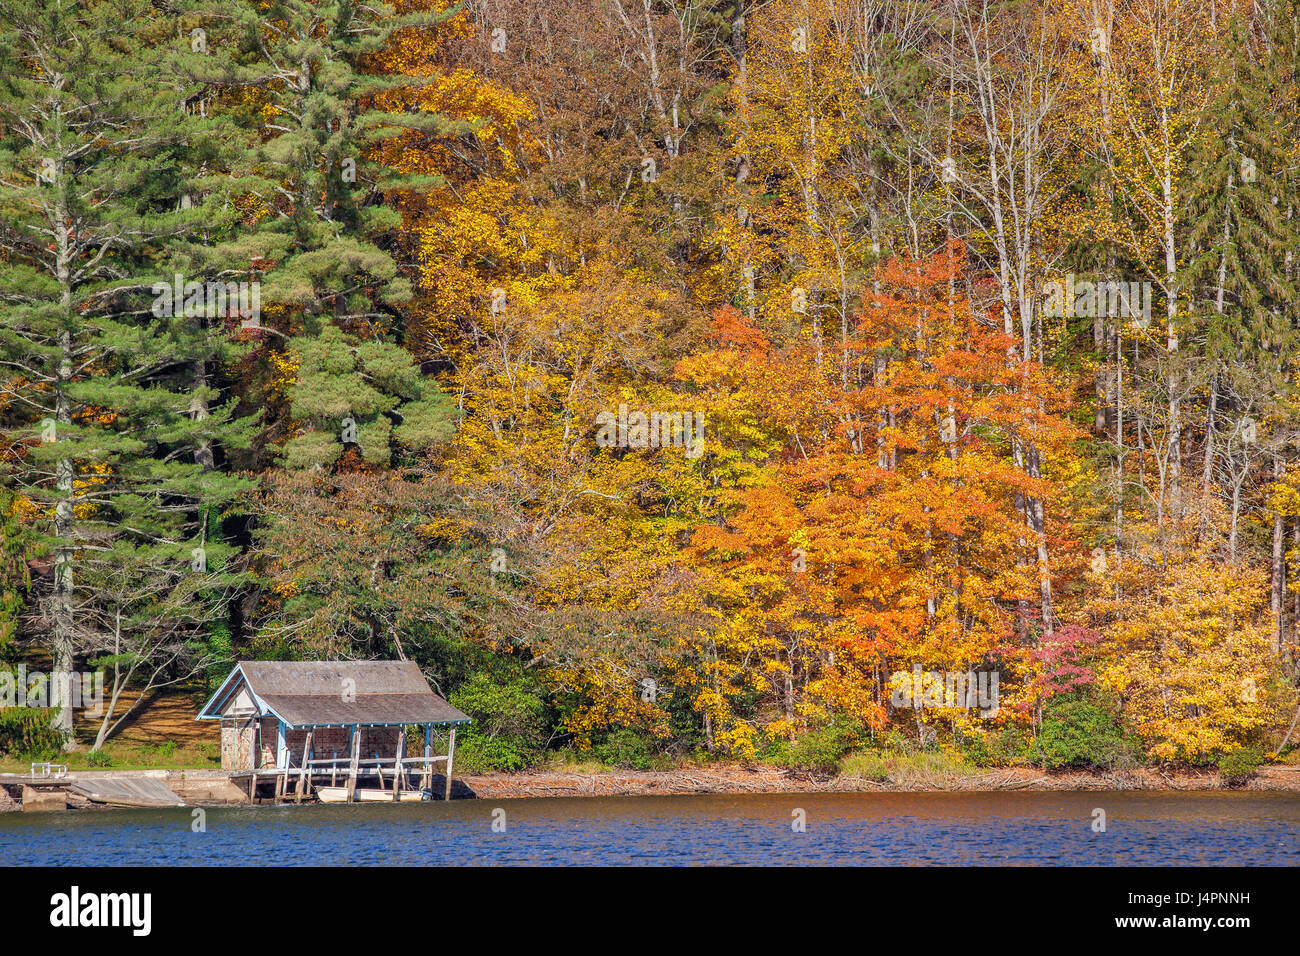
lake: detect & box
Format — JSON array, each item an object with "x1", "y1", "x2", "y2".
[{"x1": 2, "y1": 790, "x2": 1297, "y2": 866}]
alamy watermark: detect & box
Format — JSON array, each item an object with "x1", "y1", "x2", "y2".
[
  {"x1": 0, "y1": 665, "x2": 104, "y2": 716},
  {"x1": 50, "y1": 886, "x2": 151, "y2": 937},
  {"x1": 595, "y1": 404, "x2": 705, "y2": 458},
  {"x1": 889, "y1": 665, "x2": 999, "y2": 716},
  {"x1": 151, "y1": 274, "x2": 261, "y2": 328},
  {"x1": 1041, "y1": 275, "x2": 1151, "y2": 326}
]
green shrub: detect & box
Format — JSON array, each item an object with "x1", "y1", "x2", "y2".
[
  {"x1": 1032, "y1": 695, "x2": 1140, "y2": 770},
  {"x1": 590, "y1": 728, "x2": 656, "y2": 770},
  {"x1": 757, "y1": 737, "x2": 791, "y2": 765},
  {"x1": 781, "y1": 720, "x2": 862, "y2": 773},
  {"x1": 1216, "y1": 746, "x2": 1266, "y2": 782},
  {"x1": 448, "y1": 672, "x2": 550, "y2": 772},
  {"x1": 0, "y1": 705, "x2": 62, "y2": 759},
  {"x1": 453, "y1": 733, "x2": 534, "y2": 773},
  {"x1": 86, "y1": 749, "x2": 113, "y2": 768}
]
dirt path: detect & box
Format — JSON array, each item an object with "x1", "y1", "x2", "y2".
[{"x1": 75, "y1": 683, "x2": 215, "y2": 747}]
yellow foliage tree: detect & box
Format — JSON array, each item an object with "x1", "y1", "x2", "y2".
[{"x1": 1088, "y1": 532, "x2": 1284, "y2": 761}]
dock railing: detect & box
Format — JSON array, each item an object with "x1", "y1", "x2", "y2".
[
  {"x1": 303, "y1": 754, "x2": 449, "y2": 788},
  {"x1": 237, "y1": 753, "x2": 451, "y2": 801}
]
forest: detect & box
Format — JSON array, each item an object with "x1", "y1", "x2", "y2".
[{"x1": 1, "y1": 0, "x2": 1298, "y2": 779}]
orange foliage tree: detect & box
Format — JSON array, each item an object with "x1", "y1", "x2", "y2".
[{"x1": 676, "y1": 242, "x2": 1080, "y2": 757}]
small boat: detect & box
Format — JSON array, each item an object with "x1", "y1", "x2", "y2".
[{"x1": 316, "y1": 786, "x2": 431, "y2": 803}]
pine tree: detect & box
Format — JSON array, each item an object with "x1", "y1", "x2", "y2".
[
  {"x1": 221, "y1": 0, "x2": 462, "y2": 469},
  {"x1": 0, "y1": 0, "x2": 258, "y2": 746},
  {"x1": 1185, "y1": 12, "x2": 1299, "y2": 367},
  {"x1": 1180, "y1": 7, "x2": 1300, "y2": 576}
]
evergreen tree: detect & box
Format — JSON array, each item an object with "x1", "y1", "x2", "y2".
[
  {"x1": 1180, "y1": 6, "x2": 1300, "y2": 553},
  {"x1": 0, "y1": 0, "x2": 257, "y2": 746},
  {"x1": 1185, "y1": 12, "x2": 1299, "y2": 365},
  {"x1": 221, "y1": 0, "x2": 462, "y2": 469}
]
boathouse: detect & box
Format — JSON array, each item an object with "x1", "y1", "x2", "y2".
[{"x1": 196, "y1": 661, "x2": 470, "y2": 802}]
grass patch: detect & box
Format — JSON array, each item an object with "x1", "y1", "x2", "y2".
[
  {"x1": 838, "y1": 749, "x2": 977, "y2": 787},
  {"x1": 0, "y1": 740, "x2": 221, "y2": 773}
]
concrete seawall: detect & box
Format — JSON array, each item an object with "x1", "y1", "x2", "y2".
[{"x1": 0, "y1": 769, "x2": 248, "y2": 811}]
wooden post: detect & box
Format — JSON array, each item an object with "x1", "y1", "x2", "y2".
[
  {"x1": 305, "y1": 733, "x2": 315, "y2": 799},
  {"x1": 422, "y1": 724, "x2": 432, "y2": 790},
  {"x1": 391, "y1": 725, "x2": 405, "y2": 802},
  {"x1": 294, "y1": 730, "x2": 313, "y2": 803},
  {"x1": 346, "y1": 725, "x2": 360, "y2": 803},
  {"x1": 444, "y1": 727, "x2": 457, "y2": 801}
]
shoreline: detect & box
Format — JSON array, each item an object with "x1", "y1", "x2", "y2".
[
  {"x1": 3, "y1": 764, "x2": 1299, "y2": 811},
  {"x1": 460, "y1": 764, "x2": 1300, "y2": 800}
]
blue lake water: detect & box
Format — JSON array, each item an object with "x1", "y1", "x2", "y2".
[{"x1": 2, "y1": 790, "x2": 1297, "y2": 866}]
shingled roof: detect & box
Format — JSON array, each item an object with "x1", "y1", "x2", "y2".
[{"x1": 197, "y1": 661, "x2": 470, "y2": 728}]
